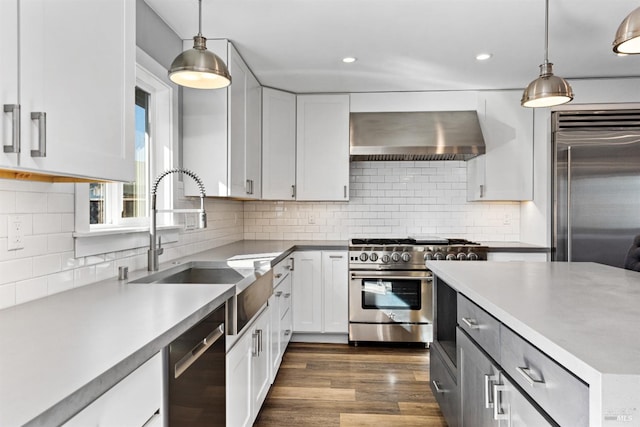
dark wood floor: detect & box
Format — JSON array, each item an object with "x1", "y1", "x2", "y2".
[{"x1": 254, "y1": 342, "x2": 447, "y2": 426}]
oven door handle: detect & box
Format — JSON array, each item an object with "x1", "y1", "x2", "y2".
[{"x1": 350, "y1": 274, "x2": 433, "y2": 281}]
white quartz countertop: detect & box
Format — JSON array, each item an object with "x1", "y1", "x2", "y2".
[
  {"x1": 0, "y1": 239, "x2": 346, "y2": 427},
  {"x1": 425, "y1": 261, "x2": 640, "y2": 383}
]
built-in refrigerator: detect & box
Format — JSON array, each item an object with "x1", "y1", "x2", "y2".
[{"x1": 553, "y1": 109, "x2": 640, "y2": 268}]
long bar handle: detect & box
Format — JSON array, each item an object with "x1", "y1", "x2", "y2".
[
  {"x1": 344, "y1": 185, "x2": 347, "y2": 198},
  {"x1": 492, "y1": 384, "x2": 509, "y2": 422},
  {"x1": 461, "y1": 317, "x2": 479, "y2": 330},
  {"x1": 174, "y1": 323, "x2": 224, "y2": 379},
  {"x1": 329, "y1": 255, "x2": 343, "y2": 259},
  {"x1": 3, "y1": 104, "x2": 20, "y2": 153},
  {"x1": 289, "y1": 257, "x2": 295, "y2": 271},
  {"x1": 30, "y1": 112, "x2": 46, "y2": 157},
  {"x1": 480, "y1": 184, "x2": 485, "y2": 198},
  {"x1": 516, "y1": 366, "x2": 545, "y2": 387},
  {"x1": 431, "y1": 380, "x2": 446, "y2": 394},
  {"x1": 351, "y1": 274, "x2": 433, "y2": 281},
  {"x1": 484, "y1": 374, "x2": 499, "y2": 408},
  {"x1": 252, "y1": 330, "x2": 259, "y2": 357},
  {"x1": 291, "y1": 184, "x2": 296, "y2": 199}
]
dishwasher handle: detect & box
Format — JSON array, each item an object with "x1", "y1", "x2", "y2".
[{"x1": 174, "y1": 322, "x2": 224, "y2": 379}]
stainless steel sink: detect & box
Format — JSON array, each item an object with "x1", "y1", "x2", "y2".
[
  {"x1": 138, "y1": 267, "x2": 244, "y2": 284},
  {"x1": 131, "y1": 261, "x2": 273, "y2": 336}
]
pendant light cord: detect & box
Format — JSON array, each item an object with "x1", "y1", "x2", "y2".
[
  {"x1": 544, "y1": 0, "x2": 549, "y2": 64},
  {"x1": 197, "y1": 0, "x2": 203, "y2": 37}
]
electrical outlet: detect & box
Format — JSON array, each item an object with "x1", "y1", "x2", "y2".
[
  {"x1": 503, "y1": 213, "x2": 512, "y2": 226},
  {"x1": 308, "y1": 214, "x2": 315, "y2": 224},
  {"x1": 7, "y1": 215, "x2": 24, "y2": 251}
]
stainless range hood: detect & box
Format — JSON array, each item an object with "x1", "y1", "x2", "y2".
[{"x1": 350, "y1": 111, "x2": 486, "y2": 161}]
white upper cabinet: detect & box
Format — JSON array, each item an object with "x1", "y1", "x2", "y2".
[
  {"x1": 6, "y1": 0, "x2": 135, "y2": 181},
  {"x1": 0, "y1": 0, "x2": 19, "y2": 170},
  {"x1": 296, "y1": 94, "x2": 350, "y2": 201},
  {"x1": 184, "y1": 41, "x2": 262, "y2": 199},
  {"x1": 262, "y1": 88, "x2": 296, "y2": 200},
  {"x1": 467, "y1": 90, "x2": 534, "y2": 201}
]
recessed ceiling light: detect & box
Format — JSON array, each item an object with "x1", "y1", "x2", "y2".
[
  {"x1": 476, "y1": 53, "x2": 493, "y2": 61},
  {"x1": 342, "y1": 57, "x2": 357, "y2": 63}
]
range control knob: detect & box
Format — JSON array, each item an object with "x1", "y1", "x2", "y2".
[
  {"x1": 359, "y1": 253, "x2": 368, "y2": 262},
  {"x1": 401, "y1": 252, "x2": 412, "y2": 262},
  {"x1": 381, "y1": 254, "x2": 391, "y2": 263},
  {"x1": 391, "y1": 252, "x2": 401, "y2": 262},
  {"x1": 424, "y1": 251, "x2": 434, "y2": 261},
  {"x1": 467, "y1": 252, "x2": 479, "y2": 261},
  {"x1": 457, "y1": 252, "x2": 467, "y2": 261},
  {"x1": 446, "y1": 253, "x2": 457, "y2": 261},
  {"x1": 434, "y1": 251, "x2": 445, "y2": 261},
  {"x1": 369, "y1": 252, "x2": 379, "y2": 262}
]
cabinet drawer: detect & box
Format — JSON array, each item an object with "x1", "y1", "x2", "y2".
[
  {"x1": 273, "y1": 259, "x2": 292, "y2": 287},
  {"x1": 281, "y1": 308, "x2": 293, "y2": 348},
  {"x1": 457, "y1": 294, "x2": 501, "y2": 363},
  {"x1": 430, "y1": 344, "x2": 458, "y2": 427},
  {"x1": 500, "y1": 325, "x2": 588, "y2": 427},
  {"x1": 276, "y1": 275, "x2": 292, "y2": 319}
]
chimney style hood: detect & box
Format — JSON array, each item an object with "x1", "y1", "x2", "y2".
[{"x1": 350, "y1": 111, "x2": 486, "y2": 161}]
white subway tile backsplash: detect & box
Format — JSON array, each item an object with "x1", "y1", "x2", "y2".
[
  {"x1": 32, "y1": 253, "x2": 62, "y2": 277},
  {"x1": 16, "y1": 192, "x2": 46, "y2": 213},
  {"x1": 15, "y1": 277, "x2": 48, "y2": 304},
  {"x1": 33, "y1": 214, "x2": 62, "y2": 235},
  {"x1": 0, "y1": 283, "x2": 16, "y2": 309},
  {"x1": 47, "y1": 270, "x2": 74, "y2": 295},
  {"x1": 0, "y1": 191, "x2": 16, "y2": 214},
  {"x1": 47, "y1": 233, "x2": 74, "y2": 253},
  {"x1": 47, "y1": 193, "x2": 74, "y2": 213}
]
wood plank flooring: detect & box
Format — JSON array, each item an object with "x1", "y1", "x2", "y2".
[{"x1": 254, "y1": 343, "x2": 447, "y2": 427}]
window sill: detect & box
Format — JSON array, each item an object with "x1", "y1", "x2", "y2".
[{"x1": 74, "y1": 225, "x2": 181, "y2": 258}]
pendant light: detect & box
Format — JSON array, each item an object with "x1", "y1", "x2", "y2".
[
  {"x1": 521, "y1": 0, "x2": 573, "y2": 108},
  {"x1": 613, "y1": 7, "x2": 640, "y2": 54},
  {"x1": 168, "y1": 0, "x2": 231, "y2": 89}
]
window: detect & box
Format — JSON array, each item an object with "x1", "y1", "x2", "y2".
[{"x1": 90, "y1": 87, "x2": 151, "y2": 226}]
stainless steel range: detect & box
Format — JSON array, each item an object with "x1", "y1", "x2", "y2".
[{"x1": 348, "y1": 237, "x2": 488, "y2": 346}]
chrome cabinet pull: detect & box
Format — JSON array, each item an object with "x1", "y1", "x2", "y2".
[
  {"x1": 289, "y1": 257, "x2": 294, "y2": 271},
  {"x1": 257, "y1": 329, "x2": 263, "y2": 354},
  {"x1": 174, "y1": 323, "x2": 224, "y2": 379},
  {"x1": 274, "y1": 273, "x2": 283, "y2": 279},
  {"x1": 3, "y1": 104, "x2": 20, "y2": 154},
  {"x1": 283, "y1": 292, "x2": 291, "y2": 299},
  {"x1": 30, "y1": 112, "x2": 46, "y2": 157},
  {"x1": 492, "y1": 384, "x2": 509, "y2": 421},
  {"x1": 329, "y1": 255, "x2": 343, "y2": 259},
  {"x1": 291, "y1": 184, "x2": 296, "y2": 198},
  {"x1": 284, "y1": 329, "x2": 291, "y2": 336},
  {"x1": 275, "y1": 291, "x2": 283, "y2": 297},
  {"x1": 344, "y1": 185, "x2": 347, "y2": 198},
  {"x1": 431, "y1": 380, "x2": 446, "y2": 394},
  {"x1": 461, "y1": 317, "x2": 479, "y2": 330},
  {"x1": 246, "y1": 179, "x2": 251, "y2": 194},
  {"x1": 252, "y1": 330, "x2": 259, "y2": 356},
  {"x1": 484, "y1": 374, "x2": 499, "y2": 408},
  {"x1": 480, "y1": 184, "x2": 485, "y2": 198},
  {"x1": 516, "y1": 366, "x2": 545, "y2": 387}
]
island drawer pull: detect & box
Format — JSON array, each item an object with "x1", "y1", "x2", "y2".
[
  {"x1": 431, "y1": 380, "x2": 446, "y2": 394},
  {"x1": 275, "y1": 273, "x2": 283, "y2": 279},
  {"x1": 283, "y1": 293, "x2": 291, "y2": 299},
  {"x1": 175, "y1": 323, "x2": 224, "y2": 379},
  {"x1": 275, "y1": 291, "x2": 283, "y2": 297},
  {"x1": 516, "y1": 366, "x2": 545, "y2": 387},
  {"x1": 484, "y1": 374, "x2": 499, "y2": 408},
  {"x1": 284, "y1": 329, "x2": 291, "y2": 336},
  {"x1": 492, "y1": 384, "x2": 508, "y2": 421},
  {"x1": 461, "y1": 317, "x2": 479, "y2": 329}
]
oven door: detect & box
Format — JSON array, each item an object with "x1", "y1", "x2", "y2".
[{"x1": 349, "y1": 270, "x2": 433, "y2": 324}]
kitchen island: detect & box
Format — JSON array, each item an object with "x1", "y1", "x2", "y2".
[
  {"x1": 0, "y1": 240, "x2": 346, "y2": 427},
  {"x1": 426, "y1": 260, "x2": 640, "y2": 427}
]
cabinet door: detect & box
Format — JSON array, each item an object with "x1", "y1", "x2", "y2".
[
  {"x1": 183, "y1": 39, "x2": 229, "y2": 198},
  {"x1": 292, "y1": 251, "x2": 323, "y2": 332},
  {"x1": 296, "y1": 95, "x2": 350, "y2": 201},
  {"x1": 251, "y1": 307, "x2": 271, "y2": 417},
  {"x1": 500, "y1": 376, "x2": 553, "y2": 427},
  {"x1": 0, "y1": 0, "x2": 19, "y2": 169},
  {"x1": 245, "y1": 69, "x2": 262, "y2": 199},
  {"x1": 19, "y1": 0, "x2": 135, "y2": 181},
  {"x1": 468, "y1": 90, "x2": 533, "y2": 201},
  {"x1": 63, "y1": 353, "x2": 162, "y2": 427},
  {"x1": 262, "y1": 88, "x2": 296, "y2": 200},
  {"x1": 457, "y1": 327, "x2": 503, "y2": 427},
  {"x1": 226, "y1": 328, "x2": 252, "y2": 427},
  {"x1": 321, "y1": 251, "x2": 348, "y2": 333},
  {"x1": 228, "y1": 45, "x2": 249, "y2": 198}
]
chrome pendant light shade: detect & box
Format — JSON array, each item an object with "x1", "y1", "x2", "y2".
[
  {"x1": 613, "y1": 7, "x2": 640, "y2": 54},
  {"x1": 168, "y1": 0, "x2": 231, "y2": 89},
  {"x1": 521, "y1": 0, "x2": 573, "y2": 108}
]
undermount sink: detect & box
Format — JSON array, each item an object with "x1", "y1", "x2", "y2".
[{"x1": 136, "y1": 267, "x2": 244, "y2": 285}]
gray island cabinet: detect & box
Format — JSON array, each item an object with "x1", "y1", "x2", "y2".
[{"x1": 426, "y1": 261, "x2": 640, "y2": 427}]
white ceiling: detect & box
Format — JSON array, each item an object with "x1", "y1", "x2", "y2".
[{"x1": 144, "y1": 0, "x2": 640, "y2": 94}]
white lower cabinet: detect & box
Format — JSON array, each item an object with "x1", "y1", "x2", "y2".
[
  {"x1": 292, "y1": 250, "x2": 348, "y2": 337},
  {"x1": 269, "y1": 257, "x2": 294, "y2": 383},
  {"x1": 226, "y1": 305, "x2": 270, "y2": 427},
  {"x1": 63, "y1": 352, "x2": 162, "y2": 427}
]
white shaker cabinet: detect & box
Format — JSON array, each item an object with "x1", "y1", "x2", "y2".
[
  {"x1": 62, "y1": 352, "x2": 162, "y2": 427},
  {"x1": 184, "y1": 41, "x2": 261, "y2": 199},
  {"x1": 292, "y1": 250, "x2": 348, "y2": 337},
  {"x1": 226, "y1": 305, "x2": 270, "y2": 427},
  {"x1": 0, "y1": 0, "x2": 19, "y2": 170},
  {"x1": 262, "y1": 88, "x2": 296, "y2": 200},
  {"x1": 270, "y1": 257, "x2": 294, "y2": 383},
  {"x1": 2, "y1": 0, "x2": 135, "y2": 181},
  {"x1": 467, "y1": 90, "x2": 533, "y2": 201},
  {"x1": 296, "y1": 95, "x2": 350, "y2": 201},
  {"x1": 321, "y1": 251, "x2": 348, "y2": 333}
]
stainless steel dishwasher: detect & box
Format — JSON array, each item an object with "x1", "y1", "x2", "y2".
[{"x1": 168, "y1": 302, "x2": 226, "y2": 426}]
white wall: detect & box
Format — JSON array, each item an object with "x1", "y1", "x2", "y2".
[
  {"x1": 0, "y1": 179, "x2": 243, "y2": 309},
  {"x1": 245, "y1": 161, "x2": 520, "y2": 241}
]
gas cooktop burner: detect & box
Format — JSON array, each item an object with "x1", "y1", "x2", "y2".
[{"x1": 350, "y1": 237, "x2": 481, "y2": 246}]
